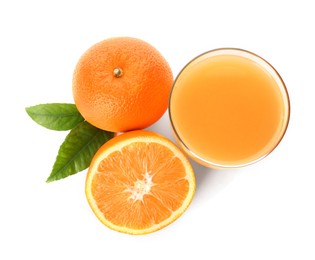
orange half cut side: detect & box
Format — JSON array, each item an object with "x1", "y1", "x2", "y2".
[{"x1": 85, "y1": 130, "x2": 195, "y2": 235}]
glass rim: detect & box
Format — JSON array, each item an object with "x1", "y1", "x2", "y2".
[{"x1": 168, "y1": 47, "x2": 291, "y2": 169}]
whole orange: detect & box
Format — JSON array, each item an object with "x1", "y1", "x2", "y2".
[{"x1": 72, "y1": 37, "x2": 173, "y2": 132}]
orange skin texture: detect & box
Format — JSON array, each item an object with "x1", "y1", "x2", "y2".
[{"x1": 72, "y1": 37, "x2": 173, "y2": 132}]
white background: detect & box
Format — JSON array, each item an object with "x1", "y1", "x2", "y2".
[{"x1": 1, "y1": 0, "x2": 314, "y2": 259}]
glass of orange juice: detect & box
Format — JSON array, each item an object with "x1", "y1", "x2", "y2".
[{"x1": 169, "y1": 48, "x2": 290, "y2": 169}]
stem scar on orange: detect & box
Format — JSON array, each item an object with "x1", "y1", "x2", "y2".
[
  {"x1": 85, "y1": 130, "x2": 196, "y2": 235},
  {"x1": 72, "y1": 37, "x2": 173, "y2": 132}
]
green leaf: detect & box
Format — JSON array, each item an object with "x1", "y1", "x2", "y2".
[
  {"x1": 25, "y1": 103, "x2": 84, "y2": 131},
  {"x1": 46, "y1": 121, "x2": 114, "y2": 182}
]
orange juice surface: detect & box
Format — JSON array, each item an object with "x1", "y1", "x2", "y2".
[{"x1": 170, "y1": 49, "x2": 289, "y2": 167}]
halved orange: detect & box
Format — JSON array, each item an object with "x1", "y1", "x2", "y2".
[{"x1": 85, "y1": 130, "x2": 195, "y2": 235}]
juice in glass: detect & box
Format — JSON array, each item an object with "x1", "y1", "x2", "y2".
[{"x1": 169, "y1": 48, "x2": 290, "y2": 168}]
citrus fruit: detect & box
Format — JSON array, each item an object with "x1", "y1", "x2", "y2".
[
  {"x1": 72, "y1": 37, "x2": 173, "y2": 132},
  {"x1": 85, "y1": 130, "x2": 195, "y2": 235}
]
